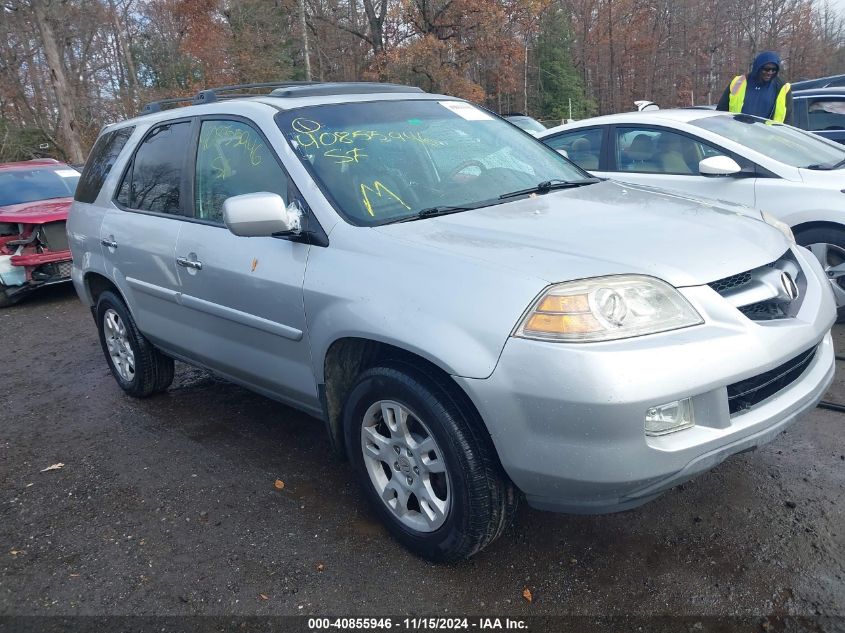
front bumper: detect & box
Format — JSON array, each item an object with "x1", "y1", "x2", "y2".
[
  {"x1": 0, "y1": 250, "x2": 72, "y2": 296},
  {"x1": 455, "y1": 246, "x2": 836, "y2": 513}
]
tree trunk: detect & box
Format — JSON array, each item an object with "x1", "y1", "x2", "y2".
[
  {"x1": 30, "y1": 0, "x2": 85, "y2": 163},
  {"x1": 299, "y1": 0, "x2": 312, "y2": 80},
  {"x1": 109, "y1": 0, "x2": 139, "y2": 111}
]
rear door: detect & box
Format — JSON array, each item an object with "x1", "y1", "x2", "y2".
[
  {"x1": 173, "y1": 116, "x2": 318, "y2": 409},
  {"x1": 101, "y1": 120, "x2": 194, "y2": 353}
]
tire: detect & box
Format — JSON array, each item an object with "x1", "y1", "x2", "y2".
[
  {"x1": 95, "y1": 291, "x2": 174, "y2": 397},
  {"x1": 343, "y1": 362, "x2": 518, "y2": 562},
  {"x1": 794, "y1": 227, "x2": 845, "y2": 322},
  {"x1": 0, "y1": 283, "x2": 13, "y2": 308}
]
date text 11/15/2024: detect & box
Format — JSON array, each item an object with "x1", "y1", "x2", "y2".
[{"x1": 307, "y1": 617, "x2": 529, "y2": 631}]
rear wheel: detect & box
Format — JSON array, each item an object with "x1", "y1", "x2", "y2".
[
  {"x1": 795, "y1": 227, "x2": 845, "y2": 321},
  {"x1": 95, "y1": 291, "x2": 174, "y2": 397},
  {"x1": 343, "y1": 362, "x2": 518, "y2": 562}
]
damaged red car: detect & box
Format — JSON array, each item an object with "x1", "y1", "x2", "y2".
[{"x1": 0, "y1": 159, "x2": 80, "y2": 307}]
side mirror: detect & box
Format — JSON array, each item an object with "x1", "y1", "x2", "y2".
[
  {"x1": 556, "y1": 149, "x2": 569, "y2": 158},
  {"x1": 699, "y1": 155, "x2": 742, "y2": 176},
  {"x1": 223, "y1": 192, "x2": 303, "y2": 237}
]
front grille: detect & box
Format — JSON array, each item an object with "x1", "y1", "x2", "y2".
[
  {"x1": 739, "y1": 301, "x2": 786, "y2": 320},
  {"x1": 727, "y1": 346, "x2": 817, "y2": 415},
  {"x1": 57, "y1": 261, "x2": 72, "y2": 278},
  {"x1": 707, "y1": 250, "x2": 804, "y2": 321},
  {"x1": 709, "y1": 271, "x2": 752, "y2": 294}
]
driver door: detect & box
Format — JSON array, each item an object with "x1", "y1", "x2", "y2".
[{"x1": 174, "y1": 117, "x2": 318, "y2": 410}]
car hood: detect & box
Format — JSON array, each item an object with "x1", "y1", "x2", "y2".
[
  {"x1": 0, "y1": 197, "x2": 72, "y2": 224},
  {"x1": 377, "y1": 180, "x2": 788, "y2": 288}
]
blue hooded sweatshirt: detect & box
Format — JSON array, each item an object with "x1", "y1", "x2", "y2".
[{"x1": 741, "y1": 51, "x2": 781, "y2": 118}]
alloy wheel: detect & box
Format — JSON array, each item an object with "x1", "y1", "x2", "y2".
[
  {"x1": 103, "y1": 308, "x2": 136, "y2": 382},
  {"x1": 807, "y1": 242, "x2": 845, "y2": 309},
  {"x1": 360, "y1": 399, "x2": 451, "y2": 532}
]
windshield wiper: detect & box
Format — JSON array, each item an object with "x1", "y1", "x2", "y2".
[
  {"x1": 383, "y1": 204, "x2": 479, "y2": 224},
  {"x1": 806, "y1": 157, "x2": 845, "y2": 170},
  {"x1": 498, "y1": 178, "x2": 601, "y2": 200}
]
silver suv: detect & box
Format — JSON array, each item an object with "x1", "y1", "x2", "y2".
[{"x1": 68, "y1": 82, "x2": 836, "y2": 561}]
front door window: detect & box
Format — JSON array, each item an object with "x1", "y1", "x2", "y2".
[
  {"x1": 614, "y1": 128, "x2": 720, "y2": 175},
  {"x1": 195, "y1": 119, "x2": 291, "y2": 224}
]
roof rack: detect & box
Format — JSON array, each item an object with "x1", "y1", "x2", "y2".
[
  {"x1": 268, "y1": 82, "x2": 425, "y2": 97},
  {"x1": 140, "y1": 81, "x2": 425, "y2": 115},
  {"x1": 141, "y1": 81, "x2": 318, "y2": 115}
]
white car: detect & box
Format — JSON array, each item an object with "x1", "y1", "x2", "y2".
[{"x1": 539, "y1": 110, "x2": 845, "y2": 317}]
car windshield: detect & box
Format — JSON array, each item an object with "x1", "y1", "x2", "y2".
[
  {"x1": 506, "y1": 116, "x2": 547, "y2": 134},
  {"x1": 691, "y1": 114, "x2": 845, "y2": 169},
  {"x1": 0, "y1": 166, "x2": 80, "y2": 206},
  {"x1": 276, "y1": 100, "x2": 589, "y2": 225}
]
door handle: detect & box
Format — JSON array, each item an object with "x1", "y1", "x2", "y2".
[
  {"x1": 176, "y1": 256, "x2": 203, "y2": 270},
  {"x1": 101, "y1": 238, "x2": 118, "y2": 249}
]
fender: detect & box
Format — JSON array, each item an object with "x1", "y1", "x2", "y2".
[
  {"x1": 781, "y1": 207, "x2": 845, "y2": 230},
  {"x1": 304, "y1": 229, "x2": 545, "y2": 381}
]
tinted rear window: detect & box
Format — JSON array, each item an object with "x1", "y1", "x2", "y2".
[{"x1": 75, "y1": 126, "x2": 135, "y2": 203}]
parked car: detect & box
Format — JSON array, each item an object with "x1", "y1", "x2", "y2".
[
  {"x1": 503, "y1": 113, "x2": 547, "y2": 135},
  {"x1": 69, "y1": 82, "x2": 835, "y2": 561},
  {"x1": 791, "y1": 87, "x2": 845, "y2": 145},
  {"x1": 790, "y1": 73, "x2": 845, "y2": 91},
  {"x1": 0, "y1": 159, "x2": 80, "y2": 307},
  {"x1": 539, "y1": 110, "x2": 845, "y2": 319}
]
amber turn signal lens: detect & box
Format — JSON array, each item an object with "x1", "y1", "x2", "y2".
[
  {"x1": 537, "y1": 294, "x2": 590, "y2": 313},
  {"x1": 524, "y1": 312, "x2": 602, "y2": 334}
]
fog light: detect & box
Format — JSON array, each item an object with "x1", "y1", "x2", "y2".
[{"x1": 645, "y1": 398, "x2": 694, "y2": 436}]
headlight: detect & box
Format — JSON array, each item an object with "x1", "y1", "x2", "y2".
[
  {"x1": 514, "y1": 275, "x2": 703, "y2": 342},
  {"x1": 761, "y1": 211, "x2": 795, "y2": 244}
]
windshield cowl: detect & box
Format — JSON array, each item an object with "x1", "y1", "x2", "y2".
[{"x1": 805, "y1": 158, "x2": 845, "y2": 170}]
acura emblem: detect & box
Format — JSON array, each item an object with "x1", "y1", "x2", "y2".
[{"x1": 780, "y1": 271, "x2": 799, "y2": 301}]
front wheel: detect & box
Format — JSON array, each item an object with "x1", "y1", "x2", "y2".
[
  {"x1": 795, "y1": 227, "x2": 845, "y2": 322},
  {"x1": 95, "y1": 291, "x2": 174, "y2": 397},
  {"x1": 0, "y1": 283, "x2": 14, "y2": 308},
  {"x1": 343, "y1": 362, "x2": 518, "y2": 562}
]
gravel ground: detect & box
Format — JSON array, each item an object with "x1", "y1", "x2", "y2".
[{"x1": 1, "y1": 284, "x2": 844, "y2": 631}]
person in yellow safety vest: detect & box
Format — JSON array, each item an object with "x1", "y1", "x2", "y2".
[{"x1": 716, "y1": 51, "x2": 792, "y2": 124}]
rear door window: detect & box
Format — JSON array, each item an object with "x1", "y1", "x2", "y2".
[
  {"x1": 115, "y1": 121, "x2": 191, "y2": 215},
  {"x1": 75, "y1": 126, "x2": 135, "y2": 203}
]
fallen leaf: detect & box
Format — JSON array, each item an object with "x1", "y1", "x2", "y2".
[
  {"x1": 259, "y1": 593, "x2": 269, "y2": 600},
  {"x1": 522, "y1": 588, "x2": 533, "y2": 603},
  {"x1": 316, "y1": 563, "x2": 325, "y2": 572},
  {"x1": 274, "y1": 479, "x2": 285, "y2": 490},
  {"x1": 251, "y1": 258, "x2": 258, "y2": 272},
  {"x1": 40, "y1": 463, "x2": 64, "y2": 472}
]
